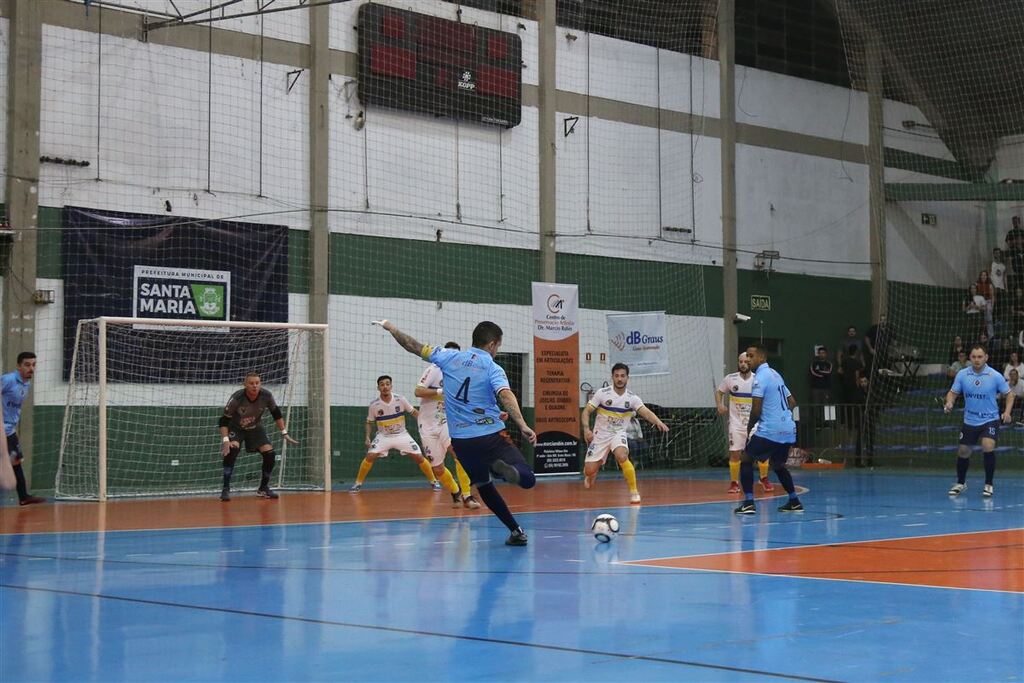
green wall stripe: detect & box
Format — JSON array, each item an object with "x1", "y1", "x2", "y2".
[
  {"x1": 883, "y1": 147, "x2": 984, "y2": 183},
  {"x1": 886, "y1": 183, "x2": 1024, "y2": 202}
]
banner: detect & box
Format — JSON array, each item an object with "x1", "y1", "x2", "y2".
[
  {"x1": 63, "y1": 206, "x2": 289, "y2": 382},
  {"x1": 607, "y1": 312, "x2": 669, "y2": 376},
  {"x1": 532, "y1": 282, "x2": 580, "y2": 475}
]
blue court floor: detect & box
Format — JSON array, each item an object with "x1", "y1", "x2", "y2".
[{"x1": 1, "y1": 471, "x2": 1022, "y2": 682}]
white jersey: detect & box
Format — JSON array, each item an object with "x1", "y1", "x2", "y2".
[
  {"x1": 588, "y1": 386, "x2": 645, "y2": 435},
  {"x1": 367, "y1": 394, "x2": 415, "y2": 436},
  {"x1": 718, "y1": 372, "x2": 754, "y2": 428},
  {"x1": 417, "y1": 364, "x2": 446, "y2": 431}
]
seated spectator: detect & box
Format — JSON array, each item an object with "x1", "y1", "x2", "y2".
[
  {"x1": 991, "y1": 248, "x2": 1008, "y2": 293},
  {"x1": 947, "y1": 350, "x2": 968, "y2": 379},
  {"x1": 948, "y1": 335, "x2": 965, "y2": 365},
  {"x1": 835, "y1": 326, "x2": 862, "y2": 365},
  {"x1": 1005, "y1": 351, "x2": 1024, "y2": 380}
]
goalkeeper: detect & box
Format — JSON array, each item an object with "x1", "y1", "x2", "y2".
[{"x1": 219, "y1": 372, "x2": 298, "y2": 501}]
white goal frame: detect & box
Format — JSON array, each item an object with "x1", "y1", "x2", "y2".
[{"x1": 60, "y1": 316, "x2": 331, "y2": 501}]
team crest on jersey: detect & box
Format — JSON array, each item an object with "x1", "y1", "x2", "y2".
[
  {"x1": 733, "y1": 385, "x2": 739, "y2": 391},
  {"x1": 625, "y1": 401, "x2": 630, "y2": 408},
  {"x1": 377, "y1": 409, "x2": 384, "y2": 416},
  {"x1": 605, "y1": 400, "x2": 612, "y2": 405},
  {"x1": 395, "y1": 406, "x2": 402, "y2": 413},
  {"x1": 975, "y1": 380, "x2": 981, "y2": 386}
]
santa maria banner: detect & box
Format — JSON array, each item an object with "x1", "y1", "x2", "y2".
[
  {"x1": 607, "y1": 312, "x2": 669, "y2": 376},
  {"x1": 532, "y1": 282, "x2": 580, "y2": 475}
]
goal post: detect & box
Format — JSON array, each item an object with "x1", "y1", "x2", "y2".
[{"x1": 56, "y1": 317, "x2": 330, "y2": 501}]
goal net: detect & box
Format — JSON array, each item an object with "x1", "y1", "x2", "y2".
[{"x1": 56, "y1": 318, "x2": 330, "y2": 500}]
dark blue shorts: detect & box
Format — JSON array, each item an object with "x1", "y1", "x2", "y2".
[
  {"x1": 6, "y1": 433, "x2": 22, "y2": 462},
  {"x1": 451, "y1": 430, "x2": 528, "y2": 485},
  {"x1": 744, "y1": 435, "x2": 792, "y2": 467},
  {"x1": 228, "y1": 426, "x2": 272, "y2": 453},
  {"x1": 959, "y1": 420, "x2": 1000, "y2": 446}
]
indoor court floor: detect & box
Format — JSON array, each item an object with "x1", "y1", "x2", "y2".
[{"x1": 1, "y1": 471, "x2": 1021, "y2": 682}]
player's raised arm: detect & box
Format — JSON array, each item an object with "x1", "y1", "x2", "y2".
[{"x1": 371, "y1": 320, "x2": 430, "y2": 358}]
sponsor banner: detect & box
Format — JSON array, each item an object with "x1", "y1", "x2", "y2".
[
  {"x1": 607, "y1": 312, "x2": 669, "y2": 376},
  {"x1": 133, "y1": 265, "x2": 230, "y2": 328},
  {"x1": 62, "y1": 206, "x2": 288, "y2": 382},
  {"x1": 532, "y1": 282, "x2": 580, "y2": 475}
]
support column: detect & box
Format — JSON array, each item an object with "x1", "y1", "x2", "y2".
[
  {"x1": 308, "y1": 3, "x2": 331, "y2": 487},
  {"x1": 4, "y1": 0, "x2": 42, "y2": 486},
  {"x1": 866, "y1": 38, "x2": 887, "y2": 321},
  {"x1": 537, "y1": 0, "x2": 556, "y2": 282},
  {"x1": 719, "y1": 0, "x2": 738, "y2": 365},
  {"x1": 308, "y1": 2, "x2": 330, "y2": 325}
]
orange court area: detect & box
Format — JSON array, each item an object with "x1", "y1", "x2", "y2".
[
  {"x1": 0, "y1": 477, "x2": 770, "y2": 535},
  {"x1": 628, "y1": 528, "x2": 1024, "y2": 593}
]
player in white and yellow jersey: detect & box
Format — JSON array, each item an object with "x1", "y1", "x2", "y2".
[
  {"x1": 415, "y1": 341, "x2": 481, "y2": 509},
  {"x1": 581, "y1": 363, "x2": 669, "y2": 504},
  {"x1": 349, "y1": 375, "x2": 439, "y2": 493},
  {"x1": 715, "y1": 353, "x2": 773, "y2": 493}
]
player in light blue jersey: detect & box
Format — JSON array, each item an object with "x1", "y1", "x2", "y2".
[
  {"x1": 2, "y1": 351, "x2": 45, "y2": 505},
  {"x1": 734, "y1": 344, "x2": 803, "y2": 515},
  {"x1": 944, "y1": 344, "x2": 1013, "y2": 498},
  {"x1": 372, "y1": 319, "x2": 537, "y2": 546}
]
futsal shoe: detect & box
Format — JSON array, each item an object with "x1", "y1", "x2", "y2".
[
  {"x1": 220, "y1": 488, "x2": 230, "y2": 502},
  {"x1": 759, "y1": 477, "x2": 774, "y2": 492},
  {"x1": 727, "y1": 481, "x2": 741, "y2": 493},
  {"x1": 490, "y1": 459, "x2": 521, "y2": 485},
  {"x1": 451, "y1": 492, "x2": 464, "y2": 508},
  {"x1": 734, "y1": 501, "x2": 756, "y2": 515},
  {"x1": 948, "y1": 483, "x2": 966, "y2": 496},
  {"x1": 256, "y1": 487, "x2": 279, "y2": 500},
  {"x1": 505, "y1": 527, "x2": 528, "y2": 546},
  {"x1": 348, "y1": 483, "x2": 362, "y2": 493},
  {"x1": 431, "y1": 480, "x2": 442, "y2": 491},
  {"x1": 630, "y1": 492, "x2": 642, "y2": 504},
  {"x1": 463, "y1": 495, "x2": 481, "y2": 509},
  {"x1": 18, "y1": 496, "x2": 45, "y2": 506},
  {"x1": 778, "y1": 499, "x2": 804, "y2": 512},
  {"x1": 982, "y1": 484, "x2": 994, "y2": 498}
]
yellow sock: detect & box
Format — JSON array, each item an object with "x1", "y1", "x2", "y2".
[
  {"x1": 758, "y1": 460, "x2": 770, "y2": 480},
  {"x1": 455, "y1": 458, "x2": 472, "y2": 496},
  {"x1": 439, "y1": 467, "x2": 459, "y2": 494},
  {"x1": 620, "y1": 459, "x2": 638, "y2": 494},
  {"x1": 729, "y1": 460, "x2": 740, "y2": 482},
  {"x1": 356, "y1": 457, "x2": 374, "y2": 485},
  {"x1": 418, "y1": 459, "x2": 436, "y2": 482}
]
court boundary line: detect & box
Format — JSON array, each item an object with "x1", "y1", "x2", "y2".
[
  {"x1": 0, "y1": 582, "x2": 846, "y2": 683},
  {"x1": 619, "y1": 527, "x2": 1024, "y2": 595}
]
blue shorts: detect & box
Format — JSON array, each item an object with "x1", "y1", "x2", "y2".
[
  {"x1": 451, "y1": 430, "x2": 529, "y2": 485},
  {"x1": 959, "y1": 420, "x2": 1000, "y2": 446},
  {"x1": 744, "y1": 435, "x2": 792, "y2": 467},
  {"x1": 6, "y1": 433, "x2": 22, "y2": 463}
]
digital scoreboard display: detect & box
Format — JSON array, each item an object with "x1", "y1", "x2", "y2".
[{"x1": 357, "y1": 4, "x2": 523, "y2": 128}]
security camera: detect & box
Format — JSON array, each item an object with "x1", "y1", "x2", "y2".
[{"x1": 734, "y1": 313, "x2": 751, "y2": 323}]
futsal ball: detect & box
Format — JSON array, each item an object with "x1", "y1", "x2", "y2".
[{"x1": 591, "y1": 514, "x2": 620, "y2": 543}]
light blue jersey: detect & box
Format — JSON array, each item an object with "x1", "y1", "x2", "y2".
[
  {"x1": 750, "y1": 362, "x2": 796, "y2": 444},
  {"x1": 950, "y1": 364, "x2": 1008, "y2": 426},
  {"x1": 425, "y1": 345, "x2": 510, "y2": 439},
  {"x1": 2, "y1": 370, "x2": 31, "y2": 436}
]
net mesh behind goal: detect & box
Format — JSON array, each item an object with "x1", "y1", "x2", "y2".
[{"x1": 56, "y1": 319, "x2": 329, "y2": 500}]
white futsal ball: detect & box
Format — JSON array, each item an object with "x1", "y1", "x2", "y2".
[{"x1": 591, "y1": 514, "x2": 620, "y2": 543}]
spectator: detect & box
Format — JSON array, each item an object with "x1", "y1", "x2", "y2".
[
  {"x1": 991, "y1": 248, "x2": 1008, "y2": 292},
  {"x1": 976, "y1": 270, "x2": 996, "y2": 304},
  {"x1": 1006, "y1": 369, "x2": 1024, "y2": 421},
  {"x1": 1005, "y1": 350, "x2": 1024, "y2": 380},
  {"x1": 948, "y1": 335, "x2": 966, "y2": 365},
  {"x1": 1009, "y1": 288, "x2": 1024, "y2": 330},
  {"x1": 838, "y1": 343, "x2": 865, "y2": 403},
  {"x1": 835, "y1": 326, "x2": 862, "y2": 365},
  {"x1": 864, "y1": 315, "x2": 889, "y2": 371},
  {"x1": 809, "y1": 346, "x2": 833, "y2": 404},
  {"x1": 965, "y1": 284, "x2": 992, "y2": 338},
  {"x1": 948, "y1": 350, "x2": 968, "y2": 379},
  {"x1": 852, "y1": 375, "x2": 876, "y2": 468},
  {"x1": 1006, "y1": 216, "x2": 1024, "y2": 284}
]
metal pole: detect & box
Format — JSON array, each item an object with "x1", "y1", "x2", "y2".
[
  {"x1": 537, "y1": 0, "x2": 557, "y2": 282},
  {"x1": 719, "y1": 0, "x2": 738, "y2": 367}
]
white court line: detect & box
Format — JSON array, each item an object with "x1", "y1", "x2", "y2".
[
  {"x1": 173, "y1": 551, "x2": 198, "y2": 556},
  {"x1": 125, "y1": 553, "x2": 151, "y2": 558},
  {"x1": 265, "y1": 548, "x2": 287, "y2": 552},
  {"x1": 220, "y1": 549, "x2": 243, "y2": 553},
  {"x1": 434, "y1": 541, "x2": 454, "y2": 544},
  {"x1": 543, "y1": 535, "x2": 562, "y2": 539},
  {"x1": 27, "y1": 557, "x2": 52, "y2": 561},
  {"x1": 309, "y1": 546, "x2": 331, "y2": 550},
  {"x1": 565, "y1": 559, "x2": 584, "y2": 563},
  {"x1": 903, "y1": 523, "x2": 927, "y2": 527},
  {"x1": 393, "y1": 543, "x2": 415, "y2": 547}
]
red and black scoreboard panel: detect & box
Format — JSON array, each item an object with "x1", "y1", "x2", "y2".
[{"x1": 357, "y1": 4, "x2": 522, "y2": 128}]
